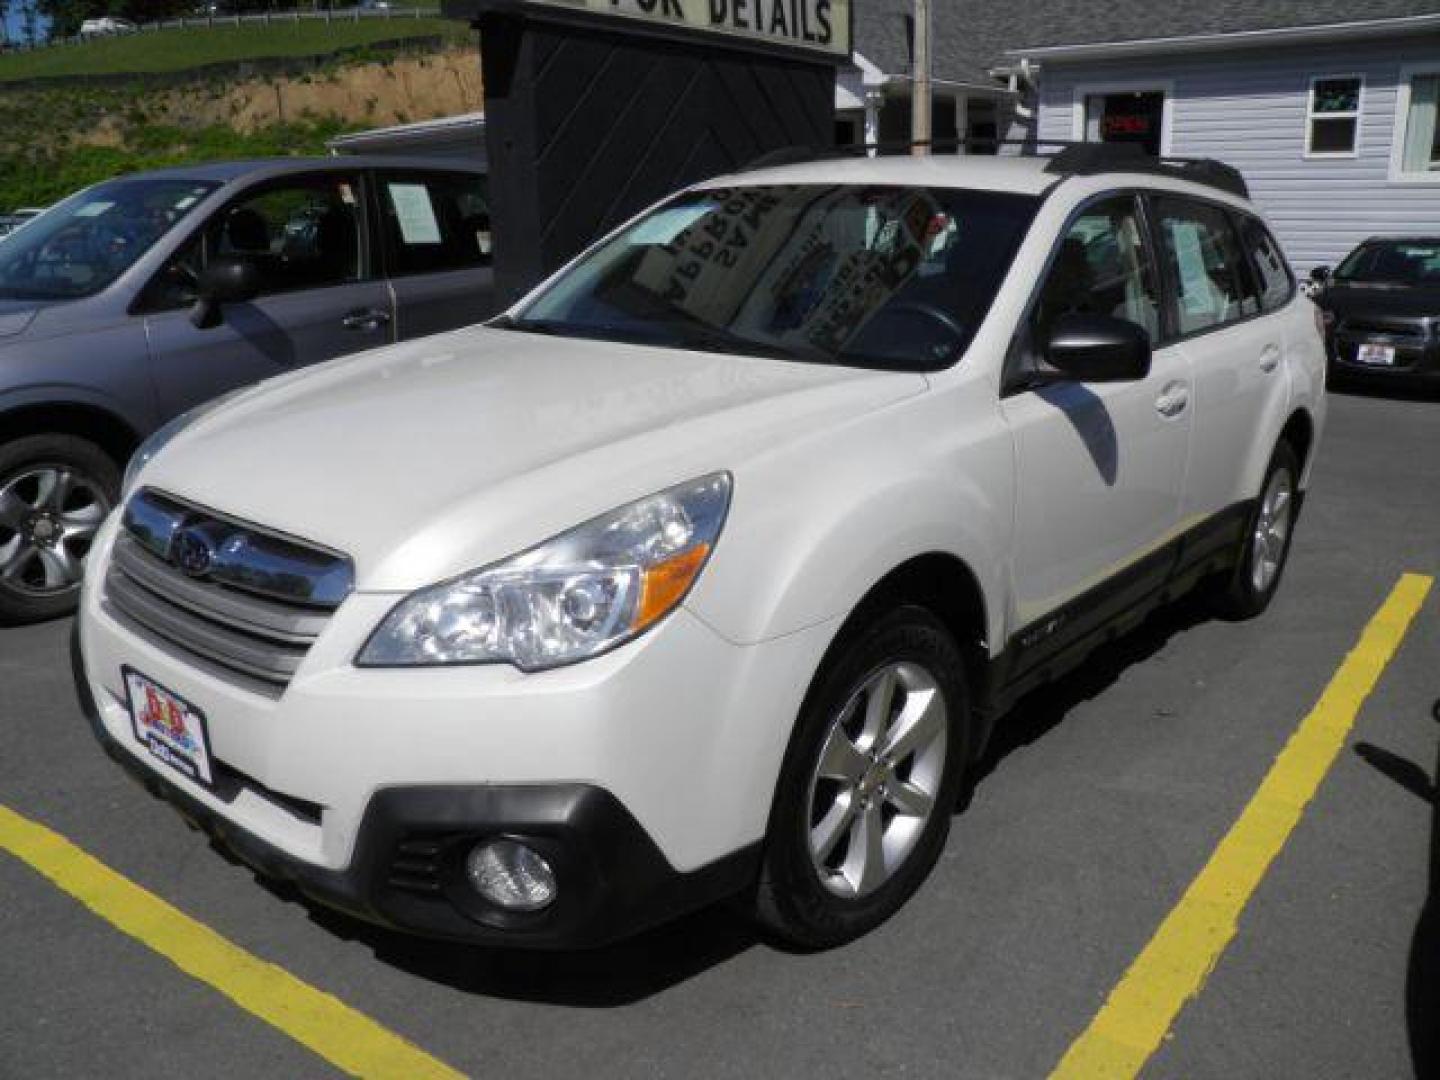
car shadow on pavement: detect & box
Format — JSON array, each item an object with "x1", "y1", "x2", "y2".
[
  {"x1": 1352, "y1": 701, "x2": 1440, "y2": 1080},
  {"x1": 253, "y1": 874, "x2": 761, "y2": 1007},
  {"x1": 967, "y1": 590, "x2": 1215, "y2": 792},
  {"x1": 1327, "y1": 377, "x2": 1440, "y2": 404}
]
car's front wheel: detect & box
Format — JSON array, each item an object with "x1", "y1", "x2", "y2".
[
  {"x1": 753, "y1": 606, "x2": 970, "y2": 950},
  {"x1": 0, "y1": 434, "x2": 118, "y2": 625}
]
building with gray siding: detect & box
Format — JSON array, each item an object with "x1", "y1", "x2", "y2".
[{"x1": 845, "y1": 2, "x2": 1440, "y2": 273}]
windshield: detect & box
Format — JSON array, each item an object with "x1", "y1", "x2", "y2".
[
  {"x1": 0, "y1": 176, "x2": 219, "y2": 301},
  {"x1": 1334, "y1": 241, "x2": 1440, "y2": 287},
  {"x1": 508, "y1": 184, "x2": 1039, "y2": 371}
]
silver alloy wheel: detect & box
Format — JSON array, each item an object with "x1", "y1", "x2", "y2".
[
  {"x1": 1250, "y1": 466, "x2": 1294, "y2": 595},
  {"x1": 0, "y1": 466, "x2": 111, "y2": 596},
  {"x1": 805, "y1": 661, "x2": 949, "y2": 899}
]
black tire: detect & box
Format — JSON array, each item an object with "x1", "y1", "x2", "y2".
[
  {"x1": 0, "y1": 434, "x2": 120, "y2": 626},
  {"x1": 1212, "y1": 440, "x2": 1301, "y2": 621},
  {"x1": 752, "y1": 606, "x2": 970, "y2": 950}
]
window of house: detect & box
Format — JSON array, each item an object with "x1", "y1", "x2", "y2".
[
  {"x1": 1396, "y1": 72, "x2": 1440, "y2": 177},
  {"x1": 1083, "y1": 91, "x2": 1166, "y2": 157},
  {"x1": 1306, "y1": 76, "x2": 1362, "y2": 157}
]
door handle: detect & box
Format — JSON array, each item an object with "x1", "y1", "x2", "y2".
[
  {"x1": 342, "y1": 308, "x2": 391, "y2": 332},
  {"x1": 1155, "y1": 381, "x2": 1189, "y2": 418},
  {"x1": 1259, "y1": 344, "x2": 1281, "y2": 373}
]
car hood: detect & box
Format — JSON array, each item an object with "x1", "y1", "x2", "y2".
[
  {"x1": 1320, "y1": 283, "x2": 1440, "y2": 321},
  {"x1": 141, "y1": 326, "x2": 928, "y2": 590}
]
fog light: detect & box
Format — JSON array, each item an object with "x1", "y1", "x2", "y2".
[{"x1": 465, "y1": 839, "x2": 557, "y2": 912}]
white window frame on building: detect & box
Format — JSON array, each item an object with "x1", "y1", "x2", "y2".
[
  {"x1": 1304, "y1": 74, "x2": 1364, "y2": 159},
  {"x1": 1070, "y1": 80, "x2": 1174, "y2": 157},
  {"x1": 1388, "y1": 64, "x2": 1440, "y2": 184}
]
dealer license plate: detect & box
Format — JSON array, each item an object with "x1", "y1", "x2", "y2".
[
  {"x1": 1356, "y1": 343, "x2": 1396, "y2": 366},
  {"x1": 123, "y1": 667, "x2": 215, "y2": 787}
]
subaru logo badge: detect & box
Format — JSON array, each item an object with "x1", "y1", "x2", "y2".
[{"x1": 171, "y1": 527, "x2": 216, "y2": 579}]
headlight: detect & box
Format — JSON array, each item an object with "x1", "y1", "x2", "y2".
[
  {"x1": 121, "y1": 387, "x2": 251, "y2": 498},
  {"x1": 357, "y1": 472, "x2": 732, "y2": 671}
]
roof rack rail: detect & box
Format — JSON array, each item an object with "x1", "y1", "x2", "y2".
[
  {"x1": 1042, "y1": 144, "x2": 1249, "y2": 199},
  {"x1": 740, "y1": 138, "x2": 1249, "y2": 200}
]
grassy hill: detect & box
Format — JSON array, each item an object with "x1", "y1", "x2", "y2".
[
  {"x1": 0, "y1": 17, "x2": 472, "y2": 83},
  {"x1": 0, "y1": 29, "x2": 483, "y2": 210}
]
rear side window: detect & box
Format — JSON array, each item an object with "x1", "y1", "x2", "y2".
[
  {"x1": 1153, "y1": 198, "x2": 1261, "y2": 335},
  {"x1": 1239, "y1": 216, "x2": 1295, "y2": 312},
  {"x1": 379, "y1": 171, "x2": 490, "y2": 277}
]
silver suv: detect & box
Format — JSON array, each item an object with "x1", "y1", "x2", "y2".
[{"x1": 0, "y1": 157, "x2": 493, "y2": 623}]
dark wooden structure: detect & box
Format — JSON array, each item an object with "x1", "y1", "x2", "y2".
[{"x1": 444, "y1": 0, "x2": 844, "y2": 305}]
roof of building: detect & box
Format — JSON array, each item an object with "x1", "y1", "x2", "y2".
[
  {"x1": 855, "y1": 1, "x2": 1440, "y2": 85},
  {"x1": 326, "y1": 111, "x2": 487, "y2": 151}
]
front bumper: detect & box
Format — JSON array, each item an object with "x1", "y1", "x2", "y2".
[
  {"x1": 75, "y1": 633, "x2": 756, "y2": 946},
  {"x1": 75, "y1": 516, "x2": 833, "y2": 946},
  {"x1": 1329, "y1": 324, "x2": 1440, "y2": 379},
  {"x1": 77, "y1": 624, "x2": 760, "y2": 944}
]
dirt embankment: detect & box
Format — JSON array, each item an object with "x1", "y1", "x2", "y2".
[
  {"x1": 188, "y1": 47, "x2": 482, "y2": 133},
  {"x1": 54, "y1": 44, "x2": 483, "y2": 151}
]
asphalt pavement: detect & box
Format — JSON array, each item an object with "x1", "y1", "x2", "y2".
[{"x1": 2, "y1": 386, "x2": 1437, "y2": 1079}]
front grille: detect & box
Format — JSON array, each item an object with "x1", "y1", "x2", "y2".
[
  {"x1": 387, "y1": 835, "x2": 449, "y2": 895},
  {"x1": 104, "y1": 489, "x2": 353, "y2": 693}
]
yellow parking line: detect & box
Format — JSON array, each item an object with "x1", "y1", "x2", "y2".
[
  {"x1": 0, "y1": 804, "x2": 465, "y2": 1080},
  {"x1": 1052, "y1": 572, "x2": 1433, "y2": 1080}
]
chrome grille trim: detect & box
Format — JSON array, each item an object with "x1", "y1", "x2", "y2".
[
  {"x1": 122, "y1": 489, "x2": 353, "y2": 607},
  {"x1": 105, "y1": 492, "x2": 355, "y2": 692},
  {"x1": 112, "y1": 536, "x2": 327, "y2": 645}
]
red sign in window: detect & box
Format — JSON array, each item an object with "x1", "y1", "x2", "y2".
[{"x1": 1103, "y1": 114, "x2": 1151, "y2": 137}]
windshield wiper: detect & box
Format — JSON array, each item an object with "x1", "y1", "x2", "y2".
[{"x1": 490, "y1": 315, "x2": 574, "y2": 336}]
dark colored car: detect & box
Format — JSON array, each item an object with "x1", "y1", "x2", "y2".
[
  {"x1": 0, "y1": 157, "x2": 493, "y2": 624},
  {"x1": 1311, "y1": 238, "x2": 1440, "y2": 384}
]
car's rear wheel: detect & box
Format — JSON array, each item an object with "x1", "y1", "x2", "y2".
[
  {"x1": 1212, "y1": 440, "x2": 1300, "y2": 620},
  {"x1": 0, "y1": 435, "x2": 118, "y2": 625},
  {"x1": 752, "y1": 606, "x2": 970, "y2": 950}
]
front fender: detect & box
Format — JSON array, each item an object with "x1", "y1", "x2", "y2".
[{"x1": 686, "y1": 387, "x2": 1014, "y2": 654}]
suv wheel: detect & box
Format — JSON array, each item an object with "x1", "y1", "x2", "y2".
[
  {"x1": 1212, "y1": 441, "x2": 1300, "y2": 621},
  {"x1": 753, "y1": 606, "x2": 970, "y2": 950},
  {"x1": 0, "y1": 435, "x2": 119, "y2": 625}
]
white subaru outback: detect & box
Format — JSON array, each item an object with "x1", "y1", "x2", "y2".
[{"x1": 74, "y1": 148, "x2": 1325, "y2": 950}]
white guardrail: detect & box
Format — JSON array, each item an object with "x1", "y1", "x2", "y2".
[{"x1": 8, "y1": 8, "x2": 443, "y2": 53}]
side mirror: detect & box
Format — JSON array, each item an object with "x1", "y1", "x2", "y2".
[
  {"x1": 190, "y1": 256, "x2": 261, "y2": 330},
  {"x1": 1043, "y1": 313, "x2": 1151, "y2": 383},
  {"x1": 1309, "y1": 265, "x2": 1331, "y2": 285}
]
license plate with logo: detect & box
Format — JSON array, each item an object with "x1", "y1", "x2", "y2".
[
  {"x1": 123, "y1": 667, "x2": 214, "y2": 787},
  {"x1": 1356, "y1": 343, "x2": 1396, "y2": 366}
]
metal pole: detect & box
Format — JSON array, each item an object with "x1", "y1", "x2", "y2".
[{"x1": 911, "y1": 0, "x2": 931, "y2": 156}]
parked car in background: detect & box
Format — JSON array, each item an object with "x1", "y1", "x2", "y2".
[
  {"x1": 1312, "y1": 238, "x2": 1440, "y2": 384},
  {"x1": 75, "y1": 150, "x2": 1324, "y2": 950},
  {"x1": 0, "y1": 157, "x2": 492, "y2": 623},
  {"x1": 79, "y1": 16, "x2": 138, "y2": 35}
]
